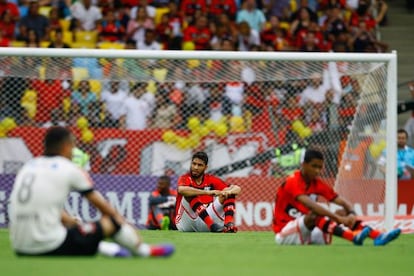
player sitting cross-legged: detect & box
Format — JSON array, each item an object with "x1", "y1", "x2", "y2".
[
  {"x1": 175, "y1": 151, "x2": 241, "y2": 233},
  {"x1": 273, "y1": 148, "x2": 401, "y2": 246},
  {"x1": 147, "y1": 175, "x2": 177, "y2": 230},
  {"x1": 9, "y1": 126, "x2": 174, "y2": 257}
]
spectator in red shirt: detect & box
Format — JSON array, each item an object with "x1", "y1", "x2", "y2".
[
  {"x1": 48, "y1": 6, "x2": 63, "y2": 33},
  {"x1": 260, "y1": 15, "x2": 290, "y2": 51},
  {"x1": 0, "y1": 10, "x2": 15, "y2": 40},
  {"x1": 183, "y1": 15, "x2": 212, "y2": 50},
  {"x1": 0, "y1": 29, "x2": 8, "y2": 46},
  {"x1": 32, "y1": 68, "x2": 65, "y2": 125},
  {"x1": 164, "y1": 2, "x2": 184, "y2": 50},
  {"x1": 98, "y1": 9, "x2": 125, "y2": 42},
  {"x1": 155, "y1": 13, "x2": 173, "y2": 49},
  {"x1": 209, "y1": 0, "x2": 237, "y2": 20},
  {"x1": 349, "y1": 0, "x2": 377, "y2": 31},
  {"x1": 180, "y1": 0, "x2": 207, "y2": 23},
  {"x1": 0, "y1": 0, "x2": 19, "y2": 22}
]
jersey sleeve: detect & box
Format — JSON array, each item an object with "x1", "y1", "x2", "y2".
[
  {"x1": 177, "y1": 175, "x2": 191, "y2": 187},
  {"x1": 210, "y1": 175, "x2": 229, "y2": 190},
  {"x1": 283, "y1": 176, "x2": 305, "y2": 199},
  {"x1": 70, "y1": 165, "x2": 94, "y2": 194}
]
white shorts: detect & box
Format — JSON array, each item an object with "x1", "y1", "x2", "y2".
[
  {"x1": 175, "y1": 197, "x2": 224, "y2": 232},
  {"x1": 275, "y1": 216, "x2": 332, "y2": 245}
]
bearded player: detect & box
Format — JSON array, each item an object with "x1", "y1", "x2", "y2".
[
  {"x1": 273, "y1": 149, "x2": 401, "y2": 246},
  {"x1": 175, "y1": 151, "x2": 241, "y2": 232}
]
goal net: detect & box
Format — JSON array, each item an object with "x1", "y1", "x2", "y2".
[{"x1": 0, "y1": 48, "x2": 399, "y2": 231}]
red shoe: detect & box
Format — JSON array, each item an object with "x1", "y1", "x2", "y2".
[
  {"x1": 150, "y1": 244, "x2": 175, "y2": 257},
  {"x1": 223, "y1": 223, "x2": 238, "y2": 233}
]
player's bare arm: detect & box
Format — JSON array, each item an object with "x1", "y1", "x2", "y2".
[
  {"x1": 85, "y1": 190, "x2": 126, "y2": 224},
  {"x1": 297, "y1": 194, "x2": 349, "y2": 225},
  {"x1": 178, "y1": 186, "x2": 221, "y2": 197},
  {"x1": 331, "y1": 196, "x2": 357, "y2": 228},
  {"x1": 61, "y1": 210, "x2": 79, "y2": 228},
  {"x1": 222, "y1": 185, "x2": 242, "y2": 196}
]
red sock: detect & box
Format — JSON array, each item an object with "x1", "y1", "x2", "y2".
[
  {"x1": 188, "y1": 197, "x2": 214, "y2": 228},
  {"x1": 315, "y1": 216, "x2": 354, "y2": 242},
  {"x1": 223, "y1": 196, "x2": 236, "y2": 225},
  {"x1": 352, "y1": 220, "x2": 381, "y2": 239}
]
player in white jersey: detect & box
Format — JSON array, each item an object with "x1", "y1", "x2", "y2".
[{"x1": 9, "y1": 126, "x2": 174, "y2": 257}]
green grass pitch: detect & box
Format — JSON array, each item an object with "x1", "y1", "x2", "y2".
[{"x1": 0, "y1": 229, "x2": 412, "y2": 276}]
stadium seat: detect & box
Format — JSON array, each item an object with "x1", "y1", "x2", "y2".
[
  {"x1": 63, "y1": 31, "x2": 73, "y2": 45},
  {"x1": 89, "y1": 79, "x2": 102, "y2": 98},
  {"x1": 98, "y1": 42, "x2": 125, "y2": 50},
  {"x1": 39, "y1": 6, "x2": 52, "y2": 17},
  {"x1": 9, "y1": 41, "x2": 25, "y2": 47},
  {"x1": 40, "y1": 41, "x2": 50, "y2": 48},
  {"x1": 153, "y1": 68, "x2": 168, "y2": 82},
  {"x1": 38, "y1": 66, "x2": 46, "y2": 79},
  {"x1": 72, "y1": 67, "x2": 89, "y2": 80},
  {"x1": 70, "y1": 41, "x2": 96, "y2": 49},
  {"x1": 59, "y1": 19, "x2": 71, "y2": 31},
  {"x1": 154, "y1": 7, "x2": 169, "y2": 25},
  {"x1": 75, "y1": 31, "x2": 98, "y2": 44}
]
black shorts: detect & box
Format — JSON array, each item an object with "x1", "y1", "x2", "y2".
[{"x1": 17, "y1": 222, "x2": 104, "y2": 256}]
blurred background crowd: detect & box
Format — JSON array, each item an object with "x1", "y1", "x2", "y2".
[
  {"x1": 0, "y1": 0, "x2": 391, "y2": 52},
  {"x1": 0, "y1": 0, "x2": 395, "y2": 139}
]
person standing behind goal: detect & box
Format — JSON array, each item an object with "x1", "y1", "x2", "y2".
[
  {"x1": 175, "y1": 151, "x2": 241, "y2": 232},
  {"x1": 273, "y1": 149, "x2": 401, "y2": 246},
  {"x1": 9, "y1": 126, "x2": 174, "y2": 257}
]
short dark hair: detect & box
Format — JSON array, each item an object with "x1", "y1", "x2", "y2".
[
  {"x1": 44, "y1": 126, "x2": 72, "y2": 156},
  {"x1": 398, "y1": 128, "x2": 408, "y2": 137},
  {"x1": 192, "y1": 151, "x2": 208, "y2": 165},
  {"x1": 303, "y1": 149, "x2": 323, "y2": 163},
  {"x1": 158, "y1": 175, "x2": 171, "y2": 184}
]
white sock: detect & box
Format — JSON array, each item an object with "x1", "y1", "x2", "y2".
[
  {"x1": 98, "y1": 241, "x2": 125, "y2": 257},
  {"x1": 136, "y1": 243, "x2": 151, "y2": 257},
  {"x1": 112, "y1": 224, "x2": 150, "y2": 257}
]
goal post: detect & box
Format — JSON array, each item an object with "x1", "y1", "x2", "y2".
[{"x1": 0, "y1": 48, "x2": 398, "y2": 231}]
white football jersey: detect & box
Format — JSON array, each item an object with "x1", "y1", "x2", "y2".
[{"x1": 9, "y1": 156, "x2": 93, "y2": 254}]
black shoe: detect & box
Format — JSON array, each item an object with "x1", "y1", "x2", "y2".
[
  {"x1": 210, "y1": 223, "x2": 223, "y2": 232},
  {"x1": 223, "y1": 223, "x2": 238, "y2": 233}
]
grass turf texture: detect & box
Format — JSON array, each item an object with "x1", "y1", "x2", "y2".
[{"x1": 0, "y1": 229, "x2": 412, "y2": 276}]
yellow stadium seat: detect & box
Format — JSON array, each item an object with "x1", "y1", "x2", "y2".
[
  {"x1": 153, "y1": 68, "x2": 168, "y2": 82},
  {"x1": 59, "y1": 19, "x2": 71, "y2": 31},
  {"x1": 70, "y1": 42, "x2": 96, "y2": 49},
  {"x1": 98, "y1": 42, "x2": 125, "y2": 50},
  {"x1": 38, "y1": 66, "x2": 46, "y2": 79},
  {"x1": 154, "y1": 7, "x2": 169, "y2": 25},
  {"x1": 75, "y1": 31, "x2": 98, "y2": 44},
  {"x1": 10, "y1": 41, "x2": 26, "y2": 47},
  {"x1": 40, "y1": 41, "x2": 50, "y2": 48},
  {"x1": 39, "y1": 6, "x2": 52, "y2": 17},
  {"x1": 72, "y1": 67, "x2": 89, "y2": 80},
  {"x1": 89, "y1": 79, "x2": 102, "y2": 98},
  {"x1": 63, "y1": 31, "x2": 73, "y2": 45}
]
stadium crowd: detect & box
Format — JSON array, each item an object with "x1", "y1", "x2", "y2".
[{"x1": 0, "y1": 0, "x2": 390, "y2": 162}]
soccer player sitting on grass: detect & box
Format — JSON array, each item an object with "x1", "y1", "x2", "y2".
[
  {"x1": 273, "y1": 149, "x2": 401, "y2": 246},
  {"x1": 147, "y1": 175, "x2": 177, "y2": 230},
  {"x1": 9, "y1": 126, "x2": 174, "y2": 257},
  {"x1": 175, "y1": 151, "x2": 241, "y2": 233}
]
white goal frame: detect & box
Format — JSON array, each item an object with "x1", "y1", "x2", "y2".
[{"x1": 0, "y1": 48, "x2": 398, "y2": 230}]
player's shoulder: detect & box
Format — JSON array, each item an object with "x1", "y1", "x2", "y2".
[
  {"x1": 177, "y1": 172, "x2": 191, "y2": 183},
  {"x1": 204, "y1": 173, "x2": 221, "y2": 180},
  {"x1": 285, "y1": 170, "x2": 302, "y2": 183}
]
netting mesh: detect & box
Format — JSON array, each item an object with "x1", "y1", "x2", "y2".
[{"x1": 0, "y1": 51, "x2": 389, "y2": 230}]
